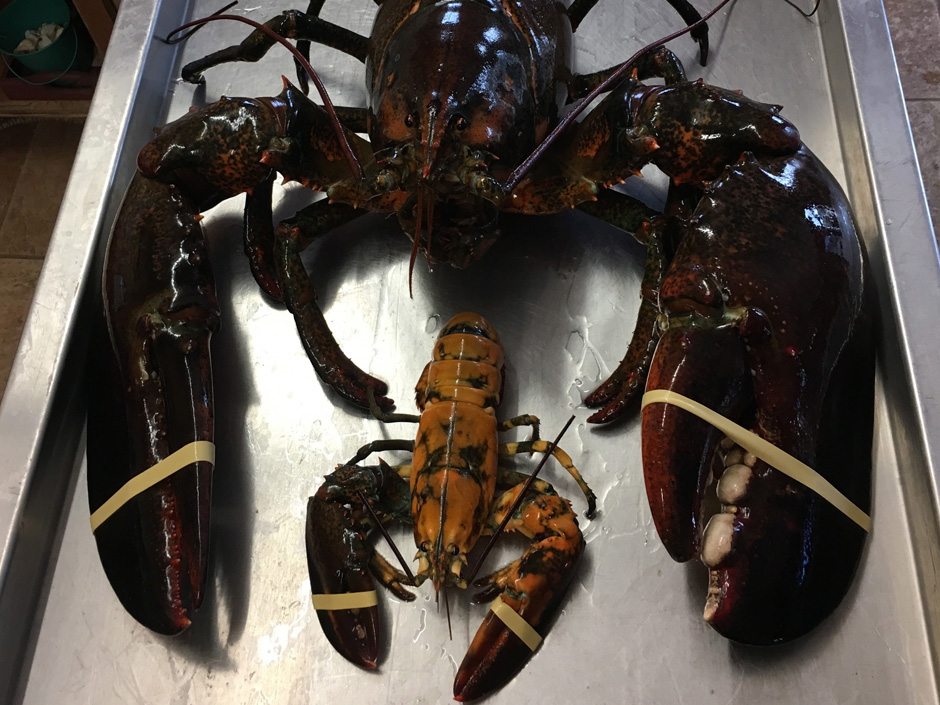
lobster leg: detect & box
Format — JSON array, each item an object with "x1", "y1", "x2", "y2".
[
  {"x1": 181, "y1": 10, "x2": 369, "y2": 85},
  {"x1": 498, "y1": 440, "x2": 597, "y2": 518},
  {"x1": 496, "y1": 413, "x2": 540, "y2": 438},
  {"x1": 295, "y1": 0, "x2": 328, "y2": 91},
  {"x1": 273, "y1": 198, "x2": 393, "y2": 409},
  {"x1": 455, "y1": 482, "x2": 585, "y2": 702},
  {"x1": 88, "y1": 173, "x2": 220, "y2": 634},
  {"x1": 244, "y1": 172, "x2": 282, "y2": 300},
  {"x1": 566, "y1": 0, "x2": 709, "y2": 65},
  {"x1": 306, "y1": 460, "x2": 413, "y2": 667},
  {"x1": 346, "y1": 439, "x2": 415, "y2": 466},
  {"x1": 568, "y1": 45, "x2": 687, "y2": 102},
  {"x1": 582, "y1": 181, "x2": 699, "y2": 419},
  {"x1": 575, "y1": 191, "x2": 666, "y2": 420}
]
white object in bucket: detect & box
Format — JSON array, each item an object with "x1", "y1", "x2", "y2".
[{"x1": 13, "y1": 23, "x2": 64, "y2": 55}]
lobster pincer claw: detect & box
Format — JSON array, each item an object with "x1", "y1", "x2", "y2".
[
  {"x1": 637, "y1": 148, "x2": 874, "y2": 644},
  {"x1": 305, "y1": 461, "x2": 413, "y2": 668},
  {"x1": 454, "y1": 488, "x2": 585, "y2": 702},
  {"x1": 87, "y1": 173, "x2": 220, "y2": 634}
]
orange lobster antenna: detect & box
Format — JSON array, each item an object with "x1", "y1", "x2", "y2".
[
  {"x1": 165, "y1": 14, "x2": 365, "y2": 181},
  {"x1": 444, "y1": 585, "x2": 453, "y2": 641},
  {"x1": 503, "y1": 0, "x2": 735, "y2": 193}
]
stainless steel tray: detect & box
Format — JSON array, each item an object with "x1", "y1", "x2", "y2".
[{"x1": 3, "y1": 0, "x2": 940, "y2": 702}]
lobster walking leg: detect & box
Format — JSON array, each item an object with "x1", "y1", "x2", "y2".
[
  {"x1": 498, "y1": 440, "x2": 597, "y2": 517},
  {"x1": 273, "y1": 199, "x2": 393, "y2": 409},
  {"x1": 244, "y1": 172, "x2": 281, "y2": 299},
  {"x1": 568, "y1": 45, "x2": 687, "y2": 102},
  {"x1": 566, "y1": 0, "x2": 709, "y2": 65},
  {"x1": 579, "y1": 211, "x2": 668, "y2": 421},
  {"x1": 455, "y1": 482, "x2": 585, "y2": 702},
  {"x1": 181, "y1": 10, "x2": 369, "y2": 85}
]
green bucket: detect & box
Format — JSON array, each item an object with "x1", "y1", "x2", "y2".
[{"x1": 0, "y1": 0, "x2": 89, "y2": 82}]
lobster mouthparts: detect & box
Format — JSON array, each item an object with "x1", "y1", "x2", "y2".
[{"x1": 641, "y1": 147, "x2": 875, "y2": 645}]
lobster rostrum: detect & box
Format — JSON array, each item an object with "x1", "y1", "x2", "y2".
[
  {"x1": 87, "y1": 0, "x2": 711, "y2": 633},
  {"x1": 305, "y1": 312, "x2": 596, "y2": 701}
]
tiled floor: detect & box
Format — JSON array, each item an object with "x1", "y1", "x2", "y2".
[
  {"x1": 885, "y1": 0, "x2": 940, "y2": 229},
  {"x1": 0, "y1": 4, "x2": 938, "y2": 402}
]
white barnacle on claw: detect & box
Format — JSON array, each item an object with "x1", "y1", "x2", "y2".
[
  {"x1": 700, "y1": 513, "x2": 735, "y2": 567},
  {"x1": 716, "y1": 464, "x2": 752, "y2": 504}
]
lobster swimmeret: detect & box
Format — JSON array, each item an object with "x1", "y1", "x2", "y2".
[
  {"x1": 305, "y1": 312, "x2": 596, "y2": 701},
  {"x1": 87, "y1": 0, "x2": 873, "y2": 649}
]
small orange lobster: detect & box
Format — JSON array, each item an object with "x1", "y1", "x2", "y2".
[{"x1": 304, "y1": 312, "x2": 595, "y2": 701}]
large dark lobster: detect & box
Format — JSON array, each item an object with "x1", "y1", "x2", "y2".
[
  {"x1": 86, "y1": 0, "x2": 873, "y2": 654},
  {"x1": 306, "y1": 312, "x2": 595, "y2": 700}
]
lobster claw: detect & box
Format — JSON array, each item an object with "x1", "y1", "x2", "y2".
[
  {"x1": 454, "y1": 577, "x2": 578, "y2": 702},
  {"x1": 455, "y1": 521, "x2": 585, "y2": 700},
  {"x1": 87, "y1": 174, "x2": 219, "y2": 634},
  {"x1": 642, "y1": 293, "x2": 874, "y2": 645},
  {"x1": 305, "y1": 491, "x2": 381, "y2": 668},
  {"x1": 305, "y1": 460, "x2": 416, "y2": 668}
]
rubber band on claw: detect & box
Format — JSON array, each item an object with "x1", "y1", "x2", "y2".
[
  {"x1": 490, "y1": 596, "x2": 542, "y2": 651},
  {"x1": 641, "y1": 390, "x2": 870, "y2": 531},
  {"x1": 89, "y1": 441, "x2": 216, "y2": 532},
  {"x1": 311, "y1": 591, "x2": 378, "y2": 610}
]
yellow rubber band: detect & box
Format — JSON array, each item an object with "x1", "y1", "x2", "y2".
[
  {"x1": 641, "y1": 390, "x2": 870, "y2": 532},
  {"x1": 89, "y1": 440, "x2": 216, "y2": 532},
  {"x1": 490, "y1": 596, "x2": 541, "y2": 651},
  {"x1": 311, "y1": 591, "x2": 378, "y2": 610}
]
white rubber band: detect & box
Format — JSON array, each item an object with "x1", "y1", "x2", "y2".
[
  {"x1": 311, "y1": 591, "x2": 378, "y2": 610},
  {"x1": 490, "y1": 596, "x2": 541, "y2": 651},
  {"x1": 89, "y1": 440, "x2": 216, "y2": 532},
  {"x1": 641, "y1": 389, "x2": 870, "y2": 532}
]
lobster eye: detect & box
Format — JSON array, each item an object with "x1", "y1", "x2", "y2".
[
  {"x1": 449, "y1": 544, "x2": 460, "y2": 556},
  {"x1": 404, "y1": 112, "x2": 418, "y2": 128},
  {"x1": 454, "y1": 115, "x2": 468, "y2": 131},
  {"x1": 420, "y1": 541, "x2": 430, "y2": 553}
]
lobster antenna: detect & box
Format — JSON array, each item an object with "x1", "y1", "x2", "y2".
[
  {"x1": 464, "y1": 415, "x2": 576, "y2": 585},
  {"x1": 163, "y1": 2, "x2": 238, "y2": 44},
  {"x1": 356, "y1": 487, "x2": 417, "y2": 585},
  {"x1": 444, "y1": 585, "x2": 453, "y2": 641},
  {"x1": 165, "y1": 14, "x2": 364, "y2": 181},
  {"x1": 783, "y1": 0, "x2": 820, "y2": 17},
  {"x1": 503, "y1": 0, "x2": 735, "y2": 193}
]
